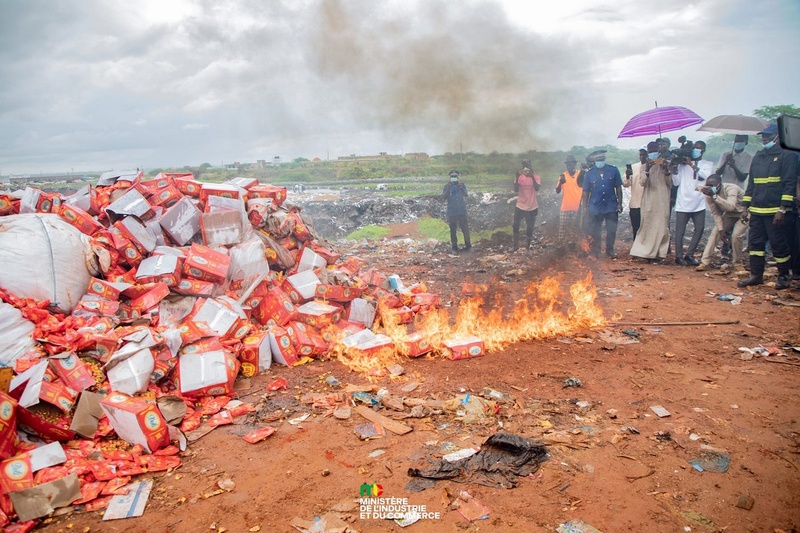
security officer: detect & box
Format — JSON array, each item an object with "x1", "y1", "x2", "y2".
[{"x1": 738, "y1": 124, "x2": 798, "y2": 289}]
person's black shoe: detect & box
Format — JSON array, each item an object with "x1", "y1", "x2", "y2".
[
  {"x1": 737, "y1": 275, "x2": 763, "y2": 288},
  {"x1": 464, "y1": 245, "x2": 472, "y2": 252},
  {"x1": 675, "y1": 256, "x2": 687, "y2": 266},
  {"x1": 775, "y1": 275, "x2": 790, "y2": 290},
  {"x1": 451, "y1": 246, "x2": 459, "y2": 253},
  {"x1": 683, "y1": 255, "x2": 700, "y2": 266},
  {"x1": 791, "y1": 273, "x2": 800, "y2": 281}
]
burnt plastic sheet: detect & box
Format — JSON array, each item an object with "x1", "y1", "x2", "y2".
[{"x1": 407, "y1": 433, "x2": 548, "y2": 490}]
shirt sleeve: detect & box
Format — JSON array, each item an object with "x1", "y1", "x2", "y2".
[
  {"x1": 613, "y1": 168, "x2": 623, "y2": 187},
  {"x1": 781, "y1": 153, "x2": 798, "y2": 208}
]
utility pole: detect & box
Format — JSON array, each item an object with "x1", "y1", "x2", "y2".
[{"x1": 460, "y1": 142, "x2": 463, "y2": 163}]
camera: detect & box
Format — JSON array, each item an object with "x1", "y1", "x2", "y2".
[{"x1": 669, "y1": 139, "x2": 694, "y2": 165}]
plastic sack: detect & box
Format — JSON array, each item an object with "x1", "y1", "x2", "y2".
[
  {"x1": 0, "y1": 301, "x2": 37, "y2": 367},
  {"x1": 0, "y1": 214, "x2": 97, "y2": 312}
]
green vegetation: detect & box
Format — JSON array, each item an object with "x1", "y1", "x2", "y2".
[{"x1": 344, "y1": 225, "x2": 390, "y2": 240}]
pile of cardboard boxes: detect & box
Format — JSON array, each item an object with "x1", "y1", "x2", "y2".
[{"x1": 0, "y1": 171, "x2": 486, "y2": 527}]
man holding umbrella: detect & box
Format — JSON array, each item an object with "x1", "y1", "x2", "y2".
[
  {"x1": 738, "y1": 124, "x2": 798, "y2": 289},
  {"x1": 716, "y1": 135, "x2": 753, "y2": 186}
]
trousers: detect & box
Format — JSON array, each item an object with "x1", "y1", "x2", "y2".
[
  {"x1": 675, "y1": 210, "x2": 705, "y2": 258},
  {"x1": 588, "y1": 211, "x2": 618, "y2": 256},
  {"x1": 448, "y1": 214, "x2": 470, "y2": 250},
  {"x1": 748, "y1": 214, "x2": 790, "y2": 276}
]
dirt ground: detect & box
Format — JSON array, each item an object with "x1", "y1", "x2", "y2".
[{"x1": 38, "y1": 224, "x2": 800, "y2": 533}]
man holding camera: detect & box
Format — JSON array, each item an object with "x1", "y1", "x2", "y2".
[
  {"x1": 738, "y1": 124, "x2": 798, "y2": 289},
  {"x1": 696, "y1": 174, "x2": 746, "y2": 271},
  {"x1": 672, "y1": 140, "x2": 713, "y2": 265},
  {"x1": 581, "y1": 150, "x2": 623, "y2": 259},
  {"x1": 623, "y1": 148, "x2": 647, "y2": 241}
]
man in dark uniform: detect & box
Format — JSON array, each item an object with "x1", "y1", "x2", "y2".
[
  {"x1": 738, "y1": 124, "x2": 798, "y2": 289},
  {"x1": 442, "y1": 170, "x2": 471, "y2": 253}
]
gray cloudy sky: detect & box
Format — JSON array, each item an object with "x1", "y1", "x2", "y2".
[{"x1": 1, "y1": 0, "x2": 798, "y2": 174}]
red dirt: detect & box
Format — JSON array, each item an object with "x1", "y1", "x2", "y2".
[{"x1": 37, "y1": 233, "x2": 800, "y2": 533}]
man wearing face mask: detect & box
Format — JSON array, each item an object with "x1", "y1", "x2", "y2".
[
  {"x1": 717, "y1": 135, "x2": 753, "y2": 186},
  {"x1": 623, "y1": 148, "x2": 647, "y2": 241},
  {"x1": 512, "y1": 159, "x2": 541, "y2": 251},
  {"x1": 738, "y1": 124, "x2": 798, "y2": 289},
  {"x1": 672, "y1": 140, "x2": 713, "y2": 266},
  {"x1": 630, "y1": 141, "x2": 673, "y2": 262},
  {"x1": 581, "y1": 150, "x2": 623, "y2": 259},
  {"x1": 696, "y1": 174, "x2": 746, "y2": 271},
  {"x1": 442, "y1": 170, "x2": 471, "y2": 253}
]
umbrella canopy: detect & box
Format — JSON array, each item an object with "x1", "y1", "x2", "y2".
[
  {"x1": 618, "y1": 106, "x2": 703, "y2": 138},
  {"x1": 697, "y1": 114, "x2": 769, "y2": 134}
]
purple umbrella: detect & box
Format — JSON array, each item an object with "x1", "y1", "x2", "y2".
[{"x1": 618, "y1": 105, "x2": 704, "y2": 138}]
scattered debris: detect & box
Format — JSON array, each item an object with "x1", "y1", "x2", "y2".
[
  {"x1": 557, "y1": 519, "x2": 603, "y2": 533},
  {"x1": 650, "y1": 405, "x2": 671, "y2": 418},
  {"x1": 688, "y1": 451, "x2": 731, "y2": 473},
  {"x1": 563, "y1": 377, "x2": 583, "y2": 388}
]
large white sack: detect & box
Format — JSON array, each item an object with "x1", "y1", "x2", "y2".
[
  {"x1": 0, "y1": 301, "x2": 37, "y2": 367},
  {"x1": 0, "y1": 214, "x2": 96, "y2": 312}
]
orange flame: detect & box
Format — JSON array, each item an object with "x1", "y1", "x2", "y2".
[{"x1": 335, "y1": 273, "x2": 606, "y2": 375}]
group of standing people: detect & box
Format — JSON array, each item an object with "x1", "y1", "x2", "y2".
[{"x1": 442, "y1": 123, "x2": 799, "y2": 289}]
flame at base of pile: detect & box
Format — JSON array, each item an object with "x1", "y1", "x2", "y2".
[{"x1": 334, "y1": 273, "x2": 606, "y2": 375}]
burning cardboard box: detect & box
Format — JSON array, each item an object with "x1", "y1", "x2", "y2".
[
  {"x1": 347, "y1": 298, "x2": 376, "y2": 327},
  {"x1": 442, "y1": 335, "x2": 485, "y2": 361},
  {"x1": 100, "y1": 392, "x2": 170, "y2": 453},
  {"x1": 348, "y1": 333, "x2": 395, "y2": 360},
  {"x1": 177, "y1": 350, "x2": 240, "y2": 396},
  {"x1": 402, "y1": 332, "x2": 433, "y2": 358},
  {"x1": 286, "y1": 321, "x2": 325, "y2": 358}
]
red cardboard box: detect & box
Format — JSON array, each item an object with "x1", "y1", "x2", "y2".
[
  {"x1": 200, "y1": 183, "x2": 239, "y2": 204},
  {"x1": 181, "y1": 337, "x2": 224, "y2": 355},
  {"x1": 114, "y1": 216, "x2": 157, "y2": 255},
  {"x1": 173, "y1": 278, "x2": 216, "y2": 297},
  {"x1": 16, "y1": 404, "x2": 76, "y2": 442},
  {"x1": 140, "y1": 175, "x2": 175, "y2": 192},
  {"x1": 74, "y1": 297, "x2": 121, "y2": 317},
  {"x1": 295, "y1": 301, "x2": 343, "y2": 329},
  {"x1": 0, "y1": 392, "x2": 18, "y2": 460},
  {"x1": 254, "y1": 287, "x2": 297, "y2": 327},
  {"x1": 0, "y1": 455, "x2": 33, "y2": 495},
  {"x1": 442, "y1": 335, "x2": 485, "y2": 361},
  {"x1": 174, "y1": 177, "x2": 203, "y2": 198},
  {"x1": 58, "y1": 204, "x2": 104, "y2": 236},
  {"x1": 38, "y1": 380, "x2": 77, "y2": 413},
  {"x1": 247, "y1": 184, "x2": 286, "y2": 206},
  {"x1": 348, "y1": 333, "x2": 395, "y2": 360},
  {"x1": 268, "y1": 326, "x2": 299, "y2": 366},
  {"x1": 310, "y1": 241, "x2": 340, "y2": 265},
  {"x1": 239, "y1": 330, "x2": 272, "y2": 376},
  {"x1": 407, "y1": 293, "x2": 440, "y2": 311},
  {"x1": 226, "y1": 177, "x2": 259, "y2": 190},
  {"x1": 315, "y1": 284, "x2": 362, "y2": 302},
  {"x1": 135, "y1": 255, "x2": 182, "y2": 286},
  {"x1": 386, "y1": 306, "x2": 414, "y2": 324},
  {"x1": 86, "y1": 278, "x2": 130, "y2": 301},
  {"x1": 177, "y1": 351, "x2": 240, "y2": 397},
  {"x1": 128, "y1": 282, "x2": 170, "y2": 312},
  {"x1": 372, "y1": 288, "x2": 401, "y2": 308},
  {"x1": 285, "y1": 321, "x2": 321, "y2": 358},
  {"x1": 49, "y1": 353, "x2": 96, "y2": 392},
  {"x1": 150, "y1": 185, "x2": 183, "y2": 208},
  {"x1": 100, "y1": 392, "x2": 170, "y2": 453},
  {"x1": 110, "y1": 229, "x2": 144, "y2": 266},
  {"x1": 183, "y1": 243, "x2": 230, "y2": 284},
  {"x1": 190, "y1": 298, "x2": 243, "y2": 339},
  {"x1": 402, "y1": 332, "x2": 433, "y2": 358}
]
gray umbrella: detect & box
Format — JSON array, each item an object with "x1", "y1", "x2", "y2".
[{"x1": 697, "y1": 115, "x2": 769, "y2": 134}]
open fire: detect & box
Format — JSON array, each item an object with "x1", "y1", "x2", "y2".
[{"x1": 334, "y1": 272, "x2": 606, "y2": 374}]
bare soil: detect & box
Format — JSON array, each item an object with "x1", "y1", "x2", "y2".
[{"x1": 39, "y1": 226, "x2": 800, "y2": 533}]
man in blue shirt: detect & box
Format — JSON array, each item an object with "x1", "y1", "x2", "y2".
[
  {"x1": 442, "y1": 170, "x2": 471, "y2": 253},
  {"x1": 581, "y1": 150, "x2": 623, "y2": 259}
]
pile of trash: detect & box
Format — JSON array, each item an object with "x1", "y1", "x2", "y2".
[{"x1": 0, "y1": 170, "x2": 471, "y2": 529}]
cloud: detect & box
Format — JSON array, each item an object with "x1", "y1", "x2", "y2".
[{"x1": 0, "y1": 0, "x2": 798, "y2": 173}]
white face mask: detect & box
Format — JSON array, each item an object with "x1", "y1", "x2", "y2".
[{"x1": 450, "y1": 176, "x2": 458, "y2": 182}]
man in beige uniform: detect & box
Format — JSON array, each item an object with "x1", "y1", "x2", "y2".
[{"x1": 696, "y1": 174, "x2": 746, "y2": 271}]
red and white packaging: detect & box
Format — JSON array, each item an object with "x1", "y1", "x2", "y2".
[
  {"x1": 268, "y1": 325, "x2": 299, "y2": 366},
  {"x1": 177, "y1": 350, "x2": 240, "y2": 397},
  {"x1": 183, "y1": 243, "x2": 231, "y2": 284},
  {"x1": 239, "y1": 330, "x2": 272, "y2": 376},
  {"x1": 100, "y1": 392, "x2": 170, "y2": 453},
  {"x1": 295, "y1": 301, "x2": 343, "y2": 328},
  {"x1": 442, "y1": 335, "x2": 485, "y2": 361},
  {"x1": 254, "y1": 287, "x2": 297, "y2": 326},
  {"x1": 159, "y1": 196, "x2": 202, "y2": 245}
]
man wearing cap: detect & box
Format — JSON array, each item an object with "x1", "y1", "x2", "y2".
[
  {"x1": 716, "y1": 134, "x2": 753, "y2": 259},
  {"x1": 442, "y1": 170, "x2": 471, "y2": 253},
  {"x1": 630, "y1": 141, "x2": 673, "y2": 262},
  {"x1": 581, "y1": 150, "x2": 623, "y2": 259},
  {"x1": 623, "y1": 148, "x2": 647, "y2": 242},
  {"x1": 738, "y1": 124, "x2": 798, "y2": 289},
  {"x1": 512, "y1": 159, "x2": 541, "y2": 250},
  {"x1": 555, "y1": 154, "x2": 583, "y2": 244}
]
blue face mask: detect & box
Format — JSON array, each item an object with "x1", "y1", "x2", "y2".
[
  {"x1": 594, "y1": 161, "x2": 606, "y2": 169},
  {"x1": 733, "y1": 142, "x2": 746, "y2": 151},
  {"x1": 691, "y1": 148, "x2": 702, "y2": 159},
  {"x1": 648, "y1": 152, "x2": 659, "y2": 160},
  {"x1": 763, "y1": 140, "x2": 776, "y2": 150},
  {"x1": 710, "y1": 186, "x2": 719, "y2": 194}
]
